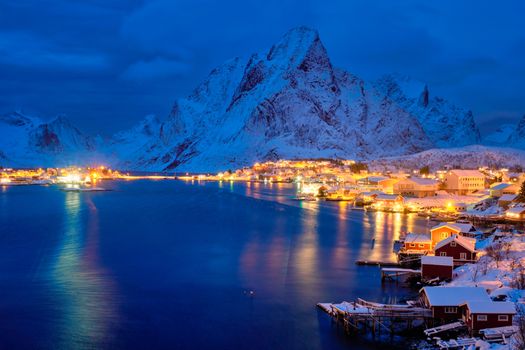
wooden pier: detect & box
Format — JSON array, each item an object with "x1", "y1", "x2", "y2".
[
  {"x1": 380, "y1": 267, "x2": 421, "y2": 282},
  {"x1": 317, "y1": 298, "x2": 432, "y2": 338},
  {"x1": 355, "y1": 260, "x2": 400, "y2": 267}
]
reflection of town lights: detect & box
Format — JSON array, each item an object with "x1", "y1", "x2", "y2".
[
  {"x1": 62, "y1": 174, "x2": 82, "y2": 183},
  {"x1": 0, "y1": 177, "x2": 11, "y2": 184}
]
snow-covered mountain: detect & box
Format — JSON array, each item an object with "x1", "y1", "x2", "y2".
[
  {"x1": 369, "y1": 145, "x2": 525, "y2": 172},
  {"x1": 483, "y1": 124, "x2": 515, "y2": 146},
  {"x1": 0, "y1": 111, "x2": 102, "y2": 167},
  {"x1": 1, "y1": 27, "x2": 502, "y2": 172},
  {"x1": 373, "y1": 75, "x2": 480, "y2": 147},
  {"x1": 507, "y1": 114, "x2": 525, "y2": 147},
  {"x1": 112, "y1": 26, "x2": 481, "y2": 172}
]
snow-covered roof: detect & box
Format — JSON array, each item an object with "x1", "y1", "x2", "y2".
[
  {"x1": 431, "y1": 223, "x2": 462, "y2": 232},
  {"x1": 498, "y1": 194, "x2": 517, "y2": 202},
  {"x1": 490, "y1": 183, "x2": 511, "y2": 191},
  {"x1": 465, "y1": 301, "x2": 516, "y2": 314},
  {"x1": 421, "y1": 256, "x2": 453, "y2": 266},
  {"x1": 434, "y1": 234, "x2": 476, "y2": 252},
  {"x1": 367, "y1": 176, "x2": 388, "y2": 183},
  {"x1": 431, "y1": 222, "x2": 475, "y2": 233},
  {"x1": 405, "y1": 233, "x2": 431, "y2": 243},
  {"x1": 405, "y1": 177, "x2": 438, "y2": 186},
  {"x1": 506, "y1": 206, "x2": 525, "y2": 214},
  {"x1": 375, "y1": 194, "x2": 401, "y2": 201},
  {"x1": 448, "y1": 170, "x2": 485, "y2": 178},
  {"x1": 454, "y1": 223, "x2": 476, "y2": 233},
  {"x1": 420, "y1": 286, "x2": 489, "y2": 307}
]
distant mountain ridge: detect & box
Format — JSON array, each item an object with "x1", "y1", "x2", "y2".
[
  {"x1": 110, "y1": 26, "x2": 482, "y2": 171},
  {"x1": 1, "y1": 26, "x2": 524, "y2": 171},
  {"x1": 0, "y1": 111, "x2": 100, "y2": 167}
]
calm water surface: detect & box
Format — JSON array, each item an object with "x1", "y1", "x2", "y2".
[{"x1": 0, "y1": 181, "x2": 434, "y2": 349}]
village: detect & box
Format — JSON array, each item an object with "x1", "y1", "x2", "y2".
[
  {"x1": 318, "y1": 217, "x2": 525, "y2": 349},
  {"x1": 187, "y1": 159, "x2": 525, "y2": 223},
  {"x1": 3, "y1": 160, "x2": 525, "y2": 348},
  {"x1": 0, "y1": 166, "x2": 174, "y2": 191},
  {"x1": 185, "y1": 159, "x2": 525, "y2": 349}
]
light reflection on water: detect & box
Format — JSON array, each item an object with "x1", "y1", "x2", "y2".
[
  {"x1": 50, "y1": 192, "x2": 118, "y2": 348},
  {"x1": 0, "y1": 181, "x2": 433, "y2": 350}
]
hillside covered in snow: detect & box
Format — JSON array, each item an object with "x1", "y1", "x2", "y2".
[
  {"x1": 0, "y1": 111, "x2": 103, "y2": 168},
  {"x1": 368, "y1": 145, "x2": 525, "y2": 172}
]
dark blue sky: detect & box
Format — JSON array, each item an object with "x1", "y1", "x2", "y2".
[{"x1": 1, "y1": 0, "x2": 524, "y2": 136}]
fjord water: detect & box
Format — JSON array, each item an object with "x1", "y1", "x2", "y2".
[{"x1": 0, "y1": 181, "x2": 431, "y2": 349}]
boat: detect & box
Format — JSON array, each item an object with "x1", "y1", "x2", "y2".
[{"x1": 61, "y1": 186, "x2": 107, "y2": 192}]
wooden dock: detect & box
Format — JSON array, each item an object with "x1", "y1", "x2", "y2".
[
  {"x1": 317, "y1": 298, "x2": 432, "y2": 338},
  {"x1": 380, "y1": 267, "x2": 420, "y2": 281},
  {"x1": 423, "y1": 321, "x2": 465, "y2": 336},
  {"x1": 355, "y1": 260, "x2": 400, "y2": 267},
  {"x1": 436, "y1": 337, "x2": 477, "y2": 349}
]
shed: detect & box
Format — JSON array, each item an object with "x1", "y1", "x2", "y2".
[
  {"x1": 403, "y1": 233, "x2": 432, "y2": 253},
  {"x1": 421, "y1": 256, "x2": 453, "y2": 281},
  {"x1": 505, "y1": 206, "x2": 525, "y2": 220},
  {"x1": 497, "y1": 194, "x2": 516, "y2": 209},
  {"x1": 463, "y1": 301, "x2": 516, "y2": 332},
  {"x1": 419, "y1": 286, "x2": 489, "y2": 320},
  {"x1": 434, "y1": 235, "x2": 477, "y2": 265}
]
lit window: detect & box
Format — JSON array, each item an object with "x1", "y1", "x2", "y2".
[
  {"x1": 498, "y1": 315, "x2": 508, "y2": 322},
  {"x1": 410, "y1": 243, "x2": 416, "y2": 247},
  {"x1": 450, "y1": 241, "x2": 456, "y2": 247},
  {"x1": 419, "y1": 244, "x2": 425, "y2": 248},
  {"x1": 445, "y1": 307, "x2": 457, "y2": 313},
  {"x1": 477, "y1": 315, "x2": 487, "y2": 321},
  {"x1": 440, "y1": 252, "x2": 447, "y2": 256},
  {"x1": 460, "y1": 253, "x2": 467, "y2": 260}
]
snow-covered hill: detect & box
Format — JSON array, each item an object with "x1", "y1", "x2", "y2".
[
  {"x1": 112, "y1": 26, "x2": 481, "y2": 172},
  {"x1": 368, "y1": 145, "x2": 525, "y2": 171},
  {"x1": 483, "y1": 124, "x2": 515, "y2": 146},
  {"x1": 507, "y1": 114, "x2": 525, "y2": 147},
  {"x1": 0, "y1": 111, "x2": 103, "y2": 167}
]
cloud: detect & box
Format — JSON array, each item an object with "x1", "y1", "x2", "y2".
[
  {"x1": 0, "y1": 32, "x2": 109, "y2": 71},
  {"x1": 121, "y1": 57, "x2": 192, "y2": 80},
  {"x1": 1, "y1": 0, "x2": 525, "y2": 135}
]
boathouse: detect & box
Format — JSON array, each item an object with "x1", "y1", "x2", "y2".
[
  {"x1": 462, "y1": 301, "x2": 516, "y2": 333},
  {"x1": 430, "y1": 223, "x2": 461, "y2": 247},
  {"x1": 434, "y1": 235, "x2": 477, "y2": 265},
  {"x1": 372, "y1": 194, "x2": 404, "y2": 211},
  {"x1": 505, "y1": 206, "x2": 525, "y2": 220},
  {"x1": 497, "y1": 194, "x2": 517, "y2": 209},
  {"x1": 419, "y1": 286, "x2": 490, "y2": 321},
  {"x1": 421, "y1": 256, "x2": 453, "y2": 282},
  {"x1": 403, "y1": 233, "x2": 432, "y2": 253},
  {"x1": 429, "y1": 222, "x2": 477, "y2": 247}
]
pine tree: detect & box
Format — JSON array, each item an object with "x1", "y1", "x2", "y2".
[{"x1": 517, "y1": 181, "x2": 525, "y2": 202}]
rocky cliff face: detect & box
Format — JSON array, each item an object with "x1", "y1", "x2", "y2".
[
  {"x1": 373, "y1": 75, "x2": 480, "y2": 147},
  {"x1": 114, "y1": 26, "x2": 480, "y2": 172},
  {"x1": 508, "y1": 114, "x2": 525, "y2": 145}
]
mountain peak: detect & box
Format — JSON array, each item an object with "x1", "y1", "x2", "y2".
[
  {"x1": 49, "y1": 114, "x2": 73, "y2": 127},
  {"x1": 0, "y1": 110, "x2": 37, "y2": 127},
  {"x1": 266, "y1": 26, "x2": 322, "y2": 67}
]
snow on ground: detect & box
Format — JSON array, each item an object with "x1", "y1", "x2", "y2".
[
  {"x1": 448, "y1": 235, "x2": 525, "y2": 298},
  {"x1": 405, "y1": 191, "x2": 488, "y2": 208},
  {"x1": 369, "y1": 145, "x2": 525, "y2": 172},
  {"x1": 445, "y1": 234, "x2": 525, "y2": 349}
]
